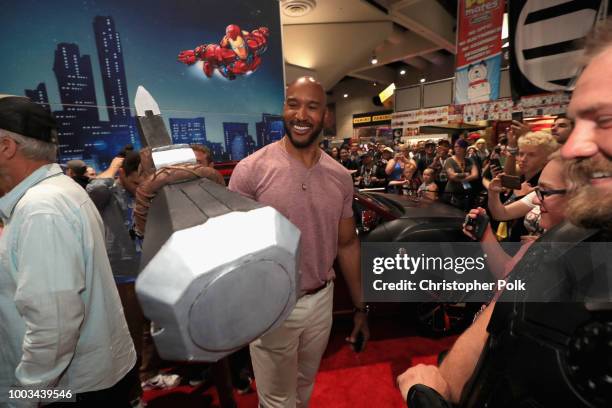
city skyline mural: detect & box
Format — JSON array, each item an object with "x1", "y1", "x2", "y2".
[{"x1": 0, "y1": 0, "x2": 285, "y2": 169}]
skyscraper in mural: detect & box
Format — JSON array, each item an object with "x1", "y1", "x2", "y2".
[
  {"x1": 205, "y1": 141, "x2": 226, "y2": 161},
  {"x1": 256, "y1": 113, "x2": 283, "y2": 146},
  {"x1": 52, "y1": 43, "x2": 100, "y2": 159},
  {"x1": 53, "y1": 43, "x2": 99, "y2": 122},
  {"x1": 24, "y1": 83, "x2": 50, "y2": 112},
  {"x1": 170, "y1": 117, "x2": 207, "y2": 145},
  {"x1": 223, "y1": 122, "x2": 249, "y2": 160},
  {"x1": 94, "y1": 16, "x2": 130, "y2": 125}
]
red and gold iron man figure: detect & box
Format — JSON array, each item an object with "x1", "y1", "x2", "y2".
[{"x1": 178, "y1": 24, "x2": 269, "y2": 80}]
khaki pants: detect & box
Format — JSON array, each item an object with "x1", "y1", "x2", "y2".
[{"x1": 250, "y1": 282, "x2": 334, "y2": 408}]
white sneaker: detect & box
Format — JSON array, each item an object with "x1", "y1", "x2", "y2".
[{"x1": 141, "y1": 374, "x2": 181, "y2": 390}]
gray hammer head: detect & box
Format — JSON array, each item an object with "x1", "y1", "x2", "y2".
[{"x1": 135, "y1": 178, "x2": 301, "y2": 362}]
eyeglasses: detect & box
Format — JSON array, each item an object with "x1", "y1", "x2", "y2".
[{"x1": 534, "y1": 186, "x2": 567, "y2": 202}]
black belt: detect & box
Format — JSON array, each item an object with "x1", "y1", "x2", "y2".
[{"x1": 302, "y1": 280, "x2": 331, "y2": 297}]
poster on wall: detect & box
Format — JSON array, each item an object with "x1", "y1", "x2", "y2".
[
  {"x1": 0, "y1": 0, "x2": 285, "y2": 170},
  {"x1": 519, "y1": 92, "x2": 570, "y2": 117},
  {"x1": 454, "y1": 0, "x2": 505, "y2": 105},
  {"x1": 508, "y1": 0, "x2": 604, "y2": 98},
  {"x1": 391, "y1": 107, "x2": 450, "y2": 136},
  {"x1": 463, "y1": 98, "x2": 513, "y2": 122}
]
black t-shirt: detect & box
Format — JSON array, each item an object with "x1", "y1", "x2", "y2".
[
  {"x1": 444, "y1": 156, "x2": 476, "y2": 193},
  {"x1": 340, "y1": 159, "x2": 359, "y2": 171},
  {"x1": 417, "y1": 154, "x2": 435, "y2": 175}
]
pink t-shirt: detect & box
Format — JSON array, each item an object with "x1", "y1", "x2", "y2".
[{"x1": 228, "y1": 141, "x2": 353, "y2": 291}]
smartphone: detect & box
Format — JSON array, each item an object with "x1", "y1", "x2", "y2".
[
  {"x1": 501, "y1": 174, "x2": 522, "y2": 189},
  {"x1": 512, "y1": 111, "x2": 524, "y2": 122},
  {"x1": 489, "y1": 157, "x2": 502, "y2": 170},
  {"x1": 464, "y1": 213, "x2": 490, "y2": 241}
]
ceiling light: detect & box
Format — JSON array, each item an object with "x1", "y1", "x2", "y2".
[
  {"x1": 281, "y1": 0, "x2": 317, "y2": 18},
  {"x1": 343, "y1": 93, "x2": 348, "y2": 98},
  {"x1": 400, "y1": 69, "x2": 406, "y2": 75},
  {"x1": 420, "y1": 78, "x2": 426, "y2": 83}
]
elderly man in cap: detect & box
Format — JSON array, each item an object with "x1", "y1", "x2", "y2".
[{"x1": 0, "y1": 96, "x2": 136, "y2": 407}]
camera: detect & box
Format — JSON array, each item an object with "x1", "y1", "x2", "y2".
[{"x1": 463, "y1": 213, "x2": 489, "y2": 240}]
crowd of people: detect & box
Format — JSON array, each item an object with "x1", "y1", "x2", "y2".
[{"x1": 322, "y1": 112, "x2": 574, "y2": 246}]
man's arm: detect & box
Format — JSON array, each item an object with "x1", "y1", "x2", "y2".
[
  {"x1": 397, "y1": 304, "x2": 494, "y2": 403},
  {"x1": 438, "y1": 303, "x2": 493, "y2": 402},
  {"x1": 337, "y1": 216, "x2": 370, "y2": 347},
  {"x1": 227, "y1": 161, "x2": 255, "y2": 199},
  {"x1": 503, "y1": 121, "x2": 529, "y2": 176},
  {"x1": 13, "y1": 213, "x2": 86, "y2": 389},
  {"x1": 96, "y1": 156, "x2": 124, "y2": 180}
]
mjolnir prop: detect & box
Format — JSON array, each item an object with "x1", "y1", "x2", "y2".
[{"x1": 133, "y1": 86, "x2": 301, "y2": 362}]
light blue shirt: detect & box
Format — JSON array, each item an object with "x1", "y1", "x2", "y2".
[{"x1": 0, "y1": 164, "x2": 136, "y2": 405}]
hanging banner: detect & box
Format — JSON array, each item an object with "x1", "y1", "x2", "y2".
[
  {"x1": 463, "y1": 98, "x2": 513, "y2": 122},
  {"x1": 519, "y1": 92, "x2": 570, "y2": 117},
  {"x1": 352, "y1": 110, "x2": 393, "y2": 128},
  {"x1": 509, "y1": 0, "x2": 604, "y2": 98},
  {"x1": 391, "y1": 107, "x2": 451, "y2": 136},
  {"x1": 454, "y1": 0, "x2": 505, "y2": 105}
]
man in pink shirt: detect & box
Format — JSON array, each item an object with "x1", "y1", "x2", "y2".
[{"x1": 229, "y1": 76, "x2": 369, "y2": 407}]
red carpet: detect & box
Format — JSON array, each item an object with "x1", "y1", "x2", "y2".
[
  {"x1": 143, "y1": 317, "x2": 457, "y2": 407},
  {"x1": 310, "y1": 362, "x2": 404, "y2": 407}
]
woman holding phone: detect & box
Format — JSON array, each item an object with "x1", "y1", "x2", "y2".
[{"x1": 464, "y1": 154, "x2": 568, "y2": 280}]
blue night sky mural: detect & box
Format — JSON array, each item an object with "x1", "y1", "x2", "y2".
[{"x1": 0, "y1": 0, "x2": 285, "y2": 168}]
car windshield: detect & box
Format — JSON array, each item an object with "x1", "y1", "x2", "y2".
[{"x1": 356, "y1": 192, "x2": 404, "y2": 218}]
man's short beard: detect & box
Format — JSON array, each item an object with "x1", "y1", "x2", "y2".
[
  {"x1": 566, "y1": 157, "x2": 612, "y2": 231},
  {"x1": 284, "y1": 122, "x2": 322, "y2": 149}
]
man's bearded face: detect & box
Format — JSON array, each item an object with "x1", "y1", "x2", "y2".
[{"x1": 565, "y1": 155, "x2": 612, "y2": 230}]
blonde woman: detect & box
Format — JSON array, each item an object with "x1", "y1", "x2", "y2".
[{"x1": 488, "y1": 131, "x2": 559, "y2": 241}]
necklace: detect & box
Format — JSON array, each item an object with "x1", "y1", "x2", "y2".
[{"x1": 282, "y1": 137, "x2": 315, "y2": 191}]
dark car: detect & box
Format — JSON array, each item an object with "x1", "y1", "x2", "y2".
[
  {"x1": 333, "y1": 191, "x2": 481, "y2": 334},
  {"x1": 353, "y1": 191, "x2": 470, "y2": 242}
]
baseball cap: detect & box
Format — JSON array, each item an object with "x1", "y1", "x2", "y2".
[
  {"x1": 0, "y1": 96, "x2": 58, "y2": 144},
  {"x1": 425, "y1": 139, "x2": 436, "y2": 146},
  {"x1": 362, "y1": 150, "x2": 375, "y2": 158},
  {"x1": 383, "y1": 147, "x2": 394, "y2": 153},
  {"x1": 66, "y1": 159, "x2": 87, "y2": 176}
]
